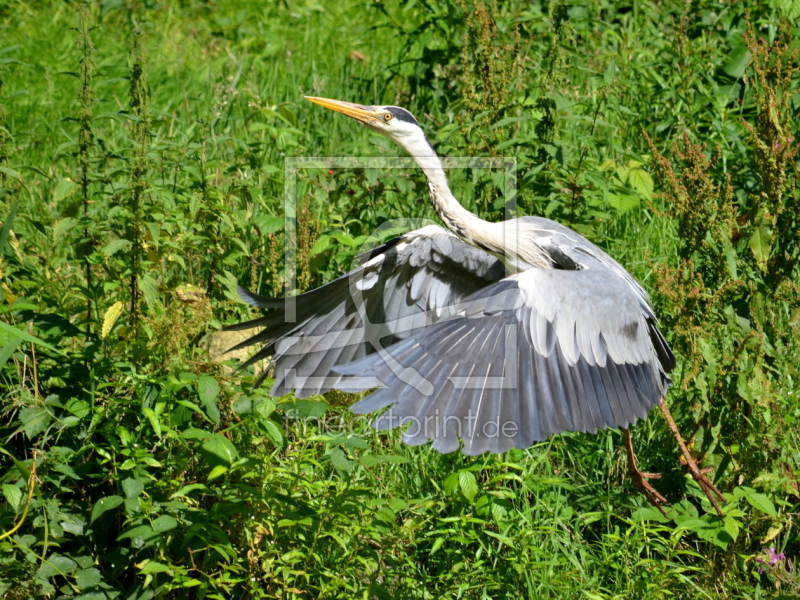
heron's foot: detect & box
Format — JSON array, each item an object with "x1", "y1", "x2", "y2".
[
  {"x1": 629, "y1": 466, "x2": 668, "y2": 514},
  {"x1": 681, "y1": 455, "x2": 725, "y2": 517},
  {"x1": 658, "y1": 400, "x2": 725, "y2": 518},
  {"x1": 623, "y1": 427, "x2": 668, "y2": 514}
]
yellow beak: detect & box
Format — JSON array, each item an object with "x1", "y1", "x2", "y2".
[{"x1": 305, "y1": 96, "x2": 380, "y2": 125}]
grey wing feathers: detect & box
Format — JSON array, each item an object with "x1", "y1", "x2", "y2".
[
  {"x1": 225, "y1": 225, "x2": 504, "y2": 398},
  {"x1": 338, "y1": 262, "x2": 673, "y2": 455}
]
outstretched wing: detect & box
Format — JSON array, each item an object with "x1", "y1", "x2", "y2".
[
  {"x1": 335, "y1": 254, "x2": 674, "y2": 455},
  {"x1": 225, "y1": 225, "x2": 504, "y2": 397}
]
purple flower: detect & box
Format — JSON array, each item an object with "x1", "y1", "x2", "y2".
[{"x1": 768, "y1": 547, "x2": 786, "y2": 566}]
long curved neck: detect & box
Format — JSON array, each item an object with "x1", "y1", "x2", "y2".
[{"x1": 400, "y1": 135, "x2": 501, "y2": 253}]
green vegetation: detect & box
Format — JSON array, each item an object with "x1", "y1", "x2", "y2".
[{"x1": 1, "y1": 0, "x2": 799, "y2": 597}]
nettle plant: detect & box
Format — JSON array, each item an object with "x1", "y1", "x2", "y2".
[{"x1": 637, "y1": 22, "x2": 799, "y2": 550}]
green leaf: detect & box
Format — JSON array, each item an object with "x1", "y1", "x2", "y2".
[
  {"x1": 18, "y1": 406, "x2": 52, "y2": 439},
  {"x1": 140, "y1": 561, "x2": 170, "y2": 574},
  {"x1": 196, "y1": 375, "x2": 221, "y2": 425},
  {"x1": 329, "y1": 447, "x2": 354, "y2": 473},
  {"x1": 122, "y1": 477, "x2": 144, "y2": 499},
  {"x1": 207, "y1": 465, "x2": 228, "y2": 482},
  {"x1": 607, "y1": 193, "x2": 640, "y2": 214},
  {"x1": 201, "y1": 434, "x2": 239, "y2": 465},
  {"x1": 52, "y1": 178, "x2": 78, "y2": 203},
  {"x1": 723, "y1": 42, "x2": 750, "y2": 79},
  {"x1": 75, "y1": 567, "x2": 102, "y2": 591},
  {"x1": 261, "y1": 419, "x2": 284, "y2": 447},
  {"x1": 0, "y1": 166, "x2": 23, "y2": 182},
  {"x1": 724, "y1": 516, "x2": 741, "y2": 541},
  {"x1": 91, "y1": 495, "x2": 124, "y2": 523},
  {"x1": 170, "y1": 483, "x2": 208, "y2": 498},
  {"x1": 742, "y1": 490, "x2": 777, "y2": 517},
  {"x1": 628, "y1": 168, "x2": 654, "y2": 199},
  {"x1": 2, "y1": 483, "x2": 22, "y2": 512},
  {"x1": 37, "y1": 554, "x2": 77, "y2": 579},
  {"x1": 310, "y1": 235, "x2": 332, "y2": 257},
  {"x1": 255, "y1": 214, "x2": 284, "y2": 234},
  {"x1": 458, "y1": 471, "x2": 478, "y2": 502},
  {"x1": 142, "y1": 407, "x2": 162, "y2": 437},
  {"x1": 116, "y1": 524, "x2": 156, "y2": 541},
  {"x1": 631, "y1": 506, "x2": 670, "y2": 523},
  {"x1": 430, "y1": 537, "x2": 445, "y2": 555},
  {"x1": 53, "y1": 217, "x2": 76, "y2": 244},
  {"x1": 0, "y1": 320, "x2": 66, "y2": 355},
  {"x1": 0, "y1": 196, "x2": 20, "y2": 255},
  {"x1": 749, "y1": 223, "x2": 772, "y2": 271},
  {"x1": 138, "y1": 273, "x2": 160, "y2": 311},
  {"x1": 0, "y1": 338, "x2": 22, "y2": 369},
  {"x1": 152, "y1": 515, "x2": 178, "y2": 533},
  {"x1": 102, "y1": 238, "x2": 132, "y2": 257}
]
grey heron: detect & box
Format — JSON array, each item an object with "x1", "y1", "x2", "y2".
[{"x1": 227, "y1": 96, "x2": 724, "y2": 515}]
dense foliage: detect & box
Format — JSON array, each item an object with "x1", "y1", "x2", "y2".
[{"x1": 1, "y1": 0, "x2": 799, "y2": 598}]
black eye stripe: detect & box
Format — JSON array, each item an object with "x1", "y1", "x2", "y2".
[{"x1": 385, "y1": 106, "x2": 420, "y2": 126}]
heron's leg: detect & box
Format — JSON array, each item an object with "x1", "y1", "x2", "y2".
[
  {"x1": 658, "y1": 399, "x2": 725, "y2": 517},
  {"x1": 624, "y1": 428, "x2": 668, "y2": 514}
]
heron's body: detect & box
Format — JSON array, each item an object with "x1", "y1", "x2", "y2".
[{"x1": 228, "y1": 96, "x2": 724, "y2": 511}]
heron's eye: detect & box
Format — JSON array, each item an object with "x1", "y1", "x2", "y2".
[{"x1": 383, "y1": 113, "x2": 393, "y2": 122}]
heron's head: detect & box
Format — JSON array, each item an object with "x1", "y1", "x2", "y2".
[{"x1": 305, "y1": 96, "x2": 432, "y2": 156}]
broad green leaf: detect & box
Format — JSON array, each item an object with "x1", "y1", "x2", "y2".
[
  {"x1": 122, "y1": 477, "x2": 144, "y2": 499},
  {"x1": 254, "y1": 214, "x2": 284, "y2": 234},
  {"x1": 458, "y1": 471, "x2": 478, "y2": 502},
  {"x1": 138, "y1": 273, "x2": 160, "y2": 311},
  {"x1": 196, "y1": 375, "x2": 220, "y2": 425},
  {"x1": 201, "y1": 434, "x2": 239, "y2": 465},
  {"x1": 749, "y1": 223, "x2": 772, "y2": 271},
  {"x1": 75, "y1": 567, "x2": 102, "y2": 590},
  {"x1": 116, "y1": 524, "x2": 156, "y2": 541},
  {"x1": 742, "y1": 490, "x2": 777, "y2": 517},
  {"x1": 53, "y1": 217, "x2": 76, "y2": 245},
  {"x1": 180, "y1": 427, "x2": 212, "y2": 439},
  {"x1": 52, "y1": 178, "x2": 78, "y2": 203},
  {"x1": 2, "y1": 483, "x2": 22, "y2": 512},
  {"x1": 631, "y1": 506, "x2": 670, "y2": 523},
  {"x1": 36, "y1": 555, "x2": 77, "y2": 579},
  {"x1": 261, "y1": 419, "x2": 284, "y2": 447},
  {"x1": 170, "y1": 483, "x2": 208, "y2": 498},
  {"x1": 607, "y1": 193, "x2": 639, "y2": 214},
  {"x1": 628, "y1": 168, "x2": 654, "y2": 198},
  {"x1": 91, "y1": 495, "x2": 124, "y2": 523},
  {"x1": 102, "y1": 238, "x2": 132, "y2": 257},
  {"x1": 724, "y1": 517, "x2": 741, "y2": 541},
  {"x1": 18, "y1": 406, "x2": 52, "y2": 439},
  {"x1": 310, "y1": 234, "x2": 332, "y2": 257},
  {"x1": 152, "y1": 515, "x2": 178, "y2": 533},
  {"x1": 207, "y1": 464, "x2": 228, "y2": 482},
  {"x1": 723, "y1": 42, "x2": 750, "y2": 79},
  {"x1": 329, "y1": 447, "x2": 354, "y2": 473}
]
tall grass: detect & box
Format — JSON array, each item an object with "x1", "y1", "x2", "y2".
[{"x1": 0, "y1": 1, "x2": 798, "y2": 598}]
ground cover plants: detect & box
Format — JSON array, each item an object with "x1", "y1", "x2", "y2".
[{"x1": 1, "y1": 0, "x2": 799, "y2": 598}]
